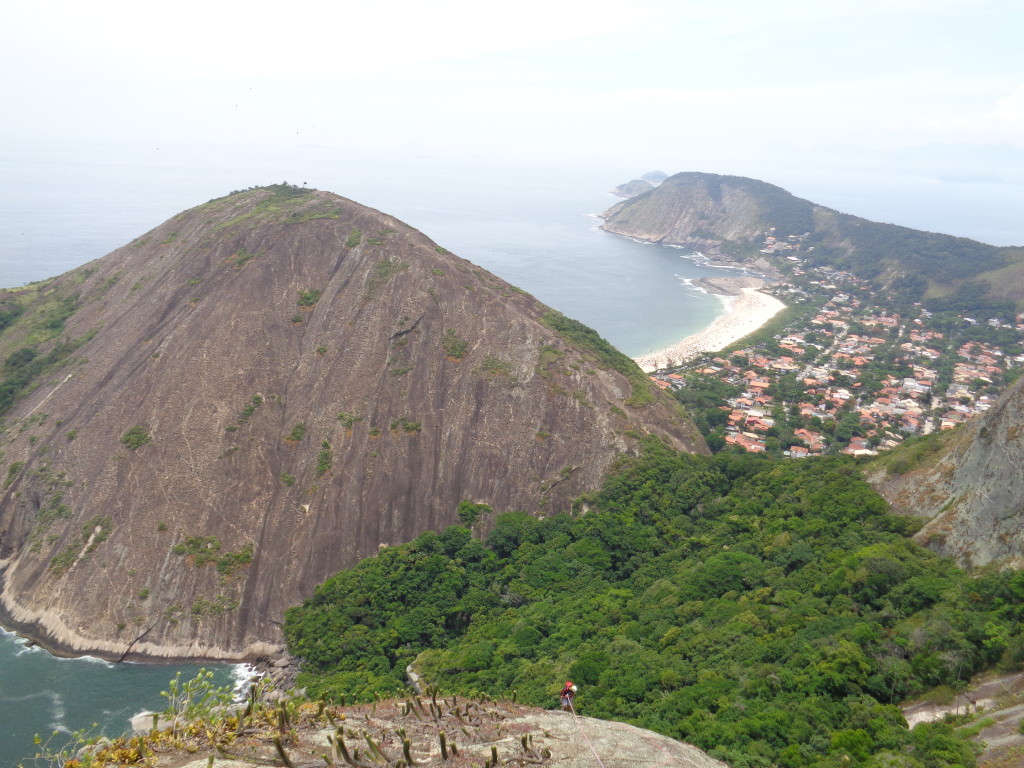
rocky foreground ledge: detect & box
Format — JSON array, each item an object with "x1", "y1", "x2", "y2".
[{"x1": 66, "y1": 693, "x2": 726, "y2": 768}]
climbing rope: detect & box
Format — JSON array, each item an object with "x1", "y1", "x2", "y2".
[
  {"x1": 568, "y1": 700, "x2": 608, "y2": 768},
  {"x1": 569, "y1": 700, "x2": 679, "y2": 768}
]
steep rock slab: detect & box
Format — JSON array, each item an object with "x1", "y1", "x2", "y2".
[
  {"x1": 869, "y1": 374, "x2": 1024, "y2": 568},
  {"x1": 0, "y1": 186, "x2": 706, "y2": 660}
]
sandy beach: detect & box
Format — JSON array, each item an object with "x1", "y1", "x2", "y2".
[{"x1": 633, "y1": 283, "x2": 786, "y2": 372}]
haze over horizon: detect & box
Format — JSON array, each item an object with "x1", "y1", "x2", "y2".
[{"x1": 2, "y1": 0, "x2": 1023, "y2": 247}]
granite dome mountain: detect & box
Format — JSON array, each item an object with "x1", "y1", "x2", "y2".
[{"x1": 0, "y1": 185, "x2": 705, "y2": 661}]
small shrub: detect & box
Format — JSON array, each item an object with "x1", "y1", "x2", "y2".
[
  {"x1": 172, "y1": 536, "x2": 222, "y2": 567},
  {"x1": 391, "y1": 417, "x2": 421, "y2": 434},
  {"x1": 120, "y1": 425, "x2": 151, "y2": 451},
  {"x1": 336, "y1": 412, "x2": 363, "y2": 429},
  {"x1": 234, "y1": 250, "x2": 260, "y2": 267},
  {"x1": 216, "y1": 544, "x2": 253, "y2": 576},
  {"x1": 366, "y1": 259, "x2": 409, "y2": 297},
  {"x1": 238, "y1": 395, "x2": 263, "y2": 424},
  {"x1": 346, "y1": 230, "x2": 362, "y2": 248},
  {"x1": 888, "y1": 458, "x2": 912, "y2": 476},
  {"x1": 316, "y1": 441, "x2": 333, "y2": 476},
  {"x1": 297, "y1": 289, "x2": 322, "y2": 307},
  {"x1": 287, "y1": 422, "x2": 306, "y2": 442},
  {"x1": 442, "y1": 329, "x2": 469, "y2": 359},
  {"x1": 81, "y1": 515, "x2": 112, "y2": 551},
  {"x1": 291, "y1": 315, "x2": 303, "y2": 324},
  {"x1": 475, "y1": 356, "x2": 517, "y2": 384},
  {"x1": 49, "y1": 544, "x2": 79, "y2": 574},
  {"x1": 138, "y1": 588, "x2": 150, "y2": 600},
  {"x1": 280, "y1": 473, "x2": 296, "y2": 486},
  {"x1": 4, "y1": 461, "x2": 25, "y2": 489}
]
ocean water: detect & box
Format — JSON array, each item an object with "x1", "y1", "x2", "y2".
[
  {"x1": 1, "y1": 142, "x2": 1020, "y2": 763},
  {"x1": 0, "y1": 629, "x2": 239, "y2": 765}
]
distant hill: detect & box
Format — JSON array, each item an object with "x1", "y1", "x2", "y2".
[
  {"x1": 610, "y1": 171, "x2": 669, "y2": 199},
  {"x1": 601, "y1": 172, "x2": 1024, "y2": 311},
  {"x1": 610, "y1": 179, "x2": 654, "y2": 198},
  {"x1": 0, "y1": 185, "x2": 705, "y2": 661}
]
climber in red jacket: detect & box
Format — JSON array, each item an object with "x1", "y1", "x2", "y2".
[{"x1": 560, "y1": 680, "x2": 577, "y2": 712}]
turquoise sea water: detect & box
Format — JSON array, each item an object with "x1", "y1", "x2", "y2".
[{"x1": 0, "y1": 629, "x2": 239, "y2": 765}]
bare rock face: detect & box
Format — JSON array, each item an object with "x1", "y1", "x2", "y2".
[
  {"x1": 869, "y1": 374, "x2": 1024, "y2": 569},
  {"x1": 0, "y1": 186, "x2": 706, "y2": 660}
]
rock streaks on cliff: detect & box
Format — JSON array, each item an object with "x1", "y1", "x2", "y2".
[
  {"x1": 0, "y1": 186, "x2": 706, "y2": 660},
  {"x1": 870, "y1": 374, "x2": 1024, "y2": 569}
]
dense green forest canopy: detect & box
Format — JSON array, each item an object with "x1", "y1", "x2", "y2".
[{"x1": 285, "y1": 442, "x2": 1024, "y2": 768}]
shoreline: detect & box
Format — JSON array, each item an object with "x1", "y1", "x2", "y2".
[
  {"x1": 0, "y1": 575, "x2": 283, "y2": 665},
  {"x1": 633, "y1": 284, "x2": 786, "y2": 372}
]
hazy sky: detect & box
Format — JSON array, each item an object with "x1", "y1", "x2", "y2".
[
  {"x1": 3, "y1": 0, "x2": 1023, "y2": 239},
  {"x1": 4, "y1": 1, "x2": 1020, "y2": 158}
]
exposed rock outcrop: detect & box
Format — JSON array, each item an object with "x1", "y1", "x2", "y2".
[
  {"x1": 869, "y1": 374, "x2": 1024, "y2": 568},
  {"x1": 126, "y1": 695, "x2": 728, "y2": 768},
  {"x1": 0, "y1": 186, "x2": 706, "y2": 661}
]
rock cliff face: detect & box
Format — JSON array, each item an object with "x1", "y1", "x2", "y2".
[
  {"x1": 869, "y1": 374, "x2": 1024, "y2": 568},
  {"x1": 0, "y1": 186, "x2": 706, "y2": 660}
]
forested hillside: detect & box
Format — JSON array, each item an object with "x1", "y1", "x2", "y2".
[{"x1": 285, "y1": 441, "x2": 1024, "y2": 768}]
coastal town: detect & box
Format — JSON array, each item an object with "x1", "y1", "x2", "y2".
[{"x1": 639, "y1": 237, "x2": 1024, "y2": 457}]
